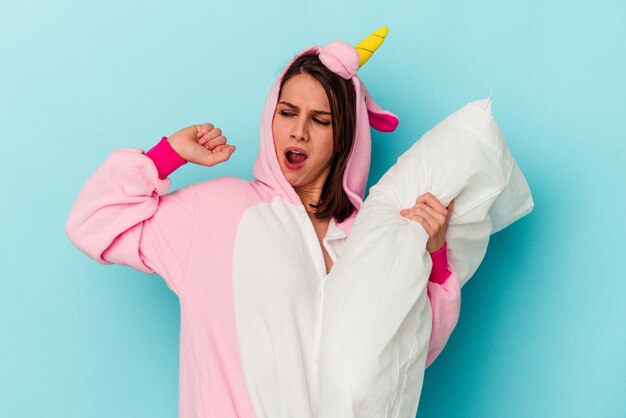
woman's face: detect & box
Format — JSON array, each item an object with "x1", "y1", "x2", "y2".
[{"x1": 272, "y1": 73, "x2": 334, "y2": 190}]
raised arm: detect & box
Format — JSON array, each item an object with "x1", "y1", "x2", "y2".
[{"x1": 66, "y1": 124, "x2": 235, "y2": 295}]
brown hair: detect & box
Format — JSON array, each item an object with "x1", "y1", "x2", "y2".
[{"x1": 278, "y1": 53, "x2": 357, "y2": 223}]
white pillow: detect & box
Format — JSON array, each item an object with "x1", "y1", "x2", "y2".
[
  {"x1": 316, "y1": 97, "x2": 533, "y2": 417},
  {"x1": 373, "y1": 96, "x2": 533, "y2": 286}
]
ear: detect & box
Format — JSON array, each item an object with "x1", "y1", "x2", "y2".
[{"x1": 362, "y1": 83, "x2": 399, "y2": 132}]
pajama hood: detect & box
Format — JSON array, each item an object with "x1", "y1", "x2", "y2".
[{"x1": 253, "y1": 28, "x2": 399, "y2": 218}]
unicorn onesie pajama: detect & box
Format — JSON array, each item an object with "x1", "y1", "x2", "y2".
[{"x1": 66, "y1": 30, "x2": 460, "y2": 418}]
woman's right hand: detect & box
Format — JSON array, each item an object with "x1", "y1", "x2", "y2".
[{"x1": 167, "y1": 123, "x2": 236, "y2": 167}]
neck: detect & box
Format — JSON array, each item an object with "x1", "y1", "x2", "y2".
[
  {"x1": 292, "y1": 167, "x2": 331, "y2": 220},
  {"x1": 294, "y1": 186, "x2": 322, "y2": 212},
  {"x1": 294, "y1": 184, "x2": 324, "y2": 217}
]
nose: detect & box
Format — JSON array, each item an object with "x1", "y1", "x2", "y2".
[{"x1": 290, "y1": 116, "x2": 308, "y2": 142}]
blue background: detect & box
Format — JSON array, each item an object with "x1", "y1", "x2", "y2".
[{"x1": 1, "y1": 0, "x2": 625, "y2": 417}]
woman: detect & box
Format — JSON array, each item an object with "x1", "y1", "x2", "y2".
[{"x1": 66, "y1": 30, "x2": 459, "y2": 418}]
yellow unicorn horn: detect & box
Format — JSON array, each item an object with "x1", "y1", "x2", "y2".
[{"x1": 355, "y1": 26, "x2": 389, "y2": 68}]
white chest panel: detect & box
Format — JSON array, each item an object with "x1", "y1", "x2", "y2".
[{"x1": 232, "y1": 198, "x2": 328, "y2": 418}]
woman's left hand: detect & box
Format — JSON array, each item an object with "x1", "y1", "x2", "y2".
[{"x1": 400, "y1": 193, "x2": 455, "y2": 253}]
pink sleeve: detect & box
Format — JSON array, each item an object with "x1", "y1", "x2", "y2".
[
  {"x1": 66, "y1": 148, "x2": 196, "y2": 295},
  {"x1": 428, "y1": 242, "x2": 452, "y2": 284},
  {"x1": 144, "y1": 136, "x2": 187, "y2": 179},
  {"x1": 425, "y1": 244, "x2": 461, "y2": 368}
]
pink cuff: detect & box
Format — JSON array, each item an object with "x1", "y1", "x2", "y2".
[
  {"x1": 428, "y1": 242, "x2": 452, "y2": 284},
  {"x1": 144, "y1": 136, "x2": 187, "y2": 179}
]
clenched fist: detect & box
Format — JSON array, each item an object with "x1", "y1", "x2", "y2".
[{"x1": 167, "y1": 123, "x2": 236, "y2": 167}]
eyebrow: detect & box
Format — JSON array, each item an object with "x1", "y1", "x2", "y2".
[{"x1": 278, "y1": 101, "x2": 332, "y2": 116}]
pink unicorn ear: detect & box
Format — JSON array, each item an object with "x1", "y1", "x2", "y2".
[
  {"x1": 362, "y1": 84, "x2": 399, "y2": 132},
  {"x1": 366, "y1": 98, "x2": 399, "y2": 132}
]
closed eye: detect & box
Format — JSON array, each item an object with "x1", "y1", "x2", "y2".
[
  {"x1": 279, "y1": 110, "x2": 330, "y2": 126},
  {"x1": 313, "y1": 117, "x2": 331, "y2": 126}
]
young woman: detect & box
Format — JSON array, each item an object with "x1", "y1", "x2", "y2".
[{"x1": 67, "y1": 30, "x2": 460, "y2": 418}]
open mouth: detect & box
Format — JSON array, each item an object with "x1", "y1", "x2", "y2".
[{"x1": 284, "y1": 149, "x2": 307, "y2": 169}]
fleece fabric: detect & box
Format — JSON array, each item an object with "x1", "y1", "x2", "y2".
[{"x1": 66, "y1": 41, "x2": 459, "y2": 418}]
